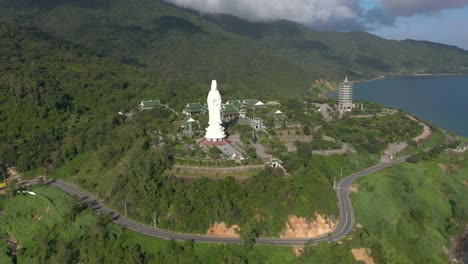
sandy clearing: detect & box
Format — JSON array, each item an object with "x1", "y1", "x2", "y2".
[
  {"x1": 352, "y1": 248, "x2": 375, "y2": 264},
  {"x1": 292, "y1": 246, "x2": 304, "y2": 257},
  {"x1": 281, "y1": 214, "x2": 336, "y2": 238},
  {"x1": 438, "y1": 163, "x2": 448, "y2": 172},
  {"x1": 206, "y1": 222, "x2": 240, "y2": 238}
]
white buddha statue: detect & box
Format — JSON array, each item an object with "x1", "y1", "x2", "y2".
[{"x1": 205, "y1": 80, "x2": 226, "y2": 141}]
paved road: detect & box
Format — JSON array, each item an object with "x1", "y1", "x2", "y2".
[{"x1": 25, "y1": 155, "x2": 409, "y2": 246}]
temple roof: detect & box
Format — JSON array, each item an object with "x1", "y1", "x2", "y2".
[
  {"x1": 269, "y1": 109, "x2": 283, "y2": 115},
  {"x1": 184, "y1": 103, "x2": 206, "y2": 112},
  {"x1": 222, "y1": 104, "x2": 239, "y2": 115},
  {"x1": 140, "y1": 100, "x2": 163, "y2": 109},
  {"x1": 266, "y1": 101, "x2": 281, "y2": 106}
]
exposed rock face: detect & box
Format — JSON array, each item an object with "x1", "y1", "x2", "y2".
[
  {"x1": 206, "y1": 222, "x2": 240, "y2": 237},
  {"x1": 280, "y1": 213, "x2": 336, "y2": 238}
]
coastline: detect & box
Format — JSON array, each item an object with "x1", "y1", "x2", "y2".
[
  {"x1": 321, "y1": 73, "x2": 468, "y2": 98},
  {"x1": 357, "y1": 73, "x2": 468, "y2": 82}
]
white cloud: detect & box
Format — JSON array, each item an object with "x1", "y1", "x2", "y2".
[
  {"x1": 376, "y1": 0, "x2": 468, "y2": 16},
  {"x1": 165, "y1": 0, "x2": 359, "y2": 24}
]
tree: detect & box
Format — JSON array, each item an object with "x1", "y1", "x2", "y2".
[
  {"x1": 241, "y1": 227, "x2": 257, "y2": 251},
  {"x1": 208, "y1": 147, "x2": 222, "y2": 160}
]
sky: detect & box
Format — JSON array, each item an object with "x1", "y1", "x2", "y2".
[{"x1": 165, "y1": 0, "x2": 468, "y2": 50}]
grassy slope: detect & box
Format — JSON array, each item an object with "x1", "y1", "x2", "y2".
[
  {"x1": 294, "y1": 151, "x2": 467, "y2": 263},
  {"x1": 350, "y1": 152, "x2": 468, "y2": 263}
]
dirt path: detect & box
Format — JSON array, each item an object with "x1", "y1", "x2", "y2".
[
  {"x1": 381, "y1": 142, "x2": 408, "y2": 163},
  {"x1": 407, "y1": 115, "x2": 432, "y2": 143}
]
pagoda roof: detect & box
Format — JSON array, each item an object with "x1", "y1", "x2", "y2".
[{"x1": 341, "y1": 76, "x2": 352, "y2": 84}]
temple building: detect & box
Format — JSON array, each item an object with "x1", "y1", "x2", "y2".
[
  {"x1": 140, "y1": 100, "x2": 163, "y2": 110},
  {"x1": 183, "y1": 103, "x2": 207, "y2": 116},
  {"x1": 267, "y1": 158, "x2": 283, "y2": 169},
  {"x1": 222, "y1": 104, "x2": 240, "y2": 121},
  {"x1": 338, "y1": 76, "x2": 354, "y2": 112}
]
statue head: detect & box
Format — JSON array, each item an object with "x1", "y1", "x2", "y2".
[{"x1": 211, "y1": 80, "x2": 218, "y2": 91}]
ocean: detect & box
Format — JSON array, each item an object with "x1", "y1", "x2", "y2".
[{"x1": 350, "y1": 76, "x2": 468, "y2": 137}]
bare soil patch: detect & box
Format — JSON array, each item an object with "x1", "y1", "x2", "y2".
[
  {"x1": 5, "y1": 167, "x2": 23, "y2": 184},
  {"x1": 206, "y1": 222, "x2": 240, "y2": 238},
  {"x1": 352, "y1": 248, "x2": 375, "y2": 264},
  {"x1": 438, "y1": 163, "x2": 460, "y2": 174},
  {"x1": 255, "y1": 212, "x2": 265, "y2": 222},
  {"x1": 438, "y1": 163, "x2": 448, "y2": 172},
  {"x1": 292, "y1": 246, "x2": 304, "y2": 257},
  {"x1": 280, "y1": 213, "x2": 336, "y2": 238},
  {"x1": 350, "y1": 183, "x2": 359, "y2": 193}
]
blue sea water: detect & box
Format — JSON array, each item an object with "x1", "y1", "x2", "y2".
[{"x1": 351, "y1": 76, "x2": 468, "y2": 137}]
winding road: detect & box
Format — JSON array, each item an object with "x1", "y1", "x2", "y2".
[{"x1": 25, "y1": 155, "x2": 409, "y2": 246}]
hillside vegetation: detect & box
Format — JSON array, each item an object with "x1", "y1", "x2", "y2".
[
  {"x1": 0, "y1": 186, "x2": 297, "y2": 263},
  {"x1": 0, "y1": 23, "x2": 336, "y2": 235},
  {"x1": 1, "y1": 0, "x2": 468, "y2": 99},
  {"x1": 1, "y1": 150, "x2": 466, "y2": 263}
]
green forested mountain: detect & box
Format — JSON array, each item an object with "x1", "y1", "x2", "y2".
[{"x1": 1, "y1": 0, "x2": 468, "y2": 98}]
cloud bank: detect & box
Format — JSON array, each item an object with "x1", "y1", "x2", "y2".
[
  {"x1": 165, "y1": 0, "x2": 468, "y2": 30},
  {"x1": 167, "y1": 0, "x2": 359, "y2": 24},
  {"x1": 377, "y1": 0, "x2": 468, "y2": 16},
  {"x1": 367, "y1": 0, "x2": 468, "y2": 25}
]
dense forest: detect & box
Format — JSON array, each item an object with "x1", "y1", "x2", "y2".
[{"x1": 0, "y1": 22, "x2": 162, "y2": 172}]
